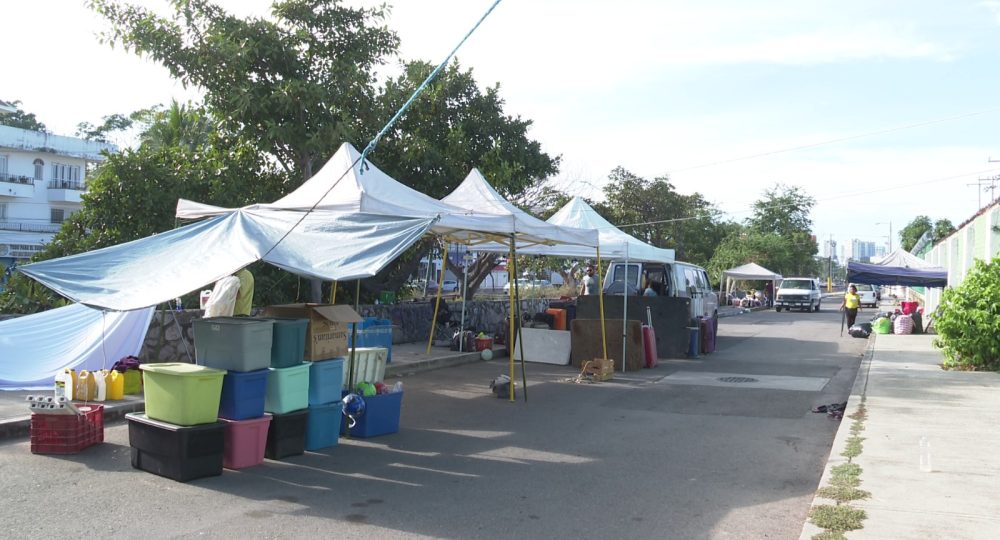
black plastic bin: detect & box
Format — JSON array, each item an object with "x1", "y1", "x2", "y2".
[
  {"x1": 265, "y1": 408, "x2": 309, "y2": 459},
  {"x1": 126, "y1": 413, "x2": 225, "y2": 482}
]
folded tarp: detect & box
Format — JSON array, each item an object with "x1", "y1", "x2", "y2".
[
  {"x1": 20, "y1": 209, "x2": 437, "y2": 311},
  {"x1": 0, "y1": 303, "x2": 153, "y2": 390}
]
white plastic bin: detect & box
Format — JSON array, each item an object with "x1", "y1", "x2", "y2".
[{"x1": 342, "y1": 347, "x2": 387, "y2": 389}]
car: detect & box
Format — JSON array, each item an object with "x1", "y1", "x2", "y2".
[
  {"x1": 503, "y1": 279, "x2": 552, "y2": 292},
  {"x1": 851, "y1": 283, "x2": 878, "y2": 307},
  {"x1": 441, "y1": 280, "x2": 459, "y2": 292},
  {"x1": 775, "y1": 277, "x2": 822, "y2": 312}
]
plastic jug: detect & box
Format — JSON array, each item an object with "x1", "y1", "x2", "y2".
[
  {"x1": 106, "y1": 370, "x2": 125, "y2": 400},
  {"x1": 94, "y1": 370, "x2": 107, "y2": 401},
  {"x1": 75, "y1": 371, "x2": 97, "y2": 401},
  {"x1": 65, "y1": 369, "x2": 78, "y2": 400}
]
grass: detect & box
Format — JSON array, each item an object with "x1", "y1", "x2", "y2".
[
  {"x1": 841, "y1": 435, "x2": 865, "y2": 459},
  {"x1": 811, "y1": 531, "x2": 848, "y2": 540},
  {"x1": 830, "y1": 463, "x2": 862, "y2": 486},
  {"x1": 817, "y1": 485, "x2": 871, "y2": 502},
  {"x1": 810, "y1": 505, "x2": 867, "y2": 532}
]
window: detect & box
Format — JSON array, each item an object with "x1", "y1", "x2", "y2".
[
  {"x1": 0, "y1": 154, "x2": 7, "y2": 175},
  {"x1": 33, "y1": 159, "x2": 44, "y2": 181},
  {"x1": 612, "y1": 263, "x2": 640, "y2": 285},
  {"x1": 0, "y1": 203, "x2": 7, "y2": 222},
  {"x1": 50, "y1": 208, "x2": 65, "y2": 224},
  {"x1": 51, "y1": 162, "x2": 81, "y2": 184}
]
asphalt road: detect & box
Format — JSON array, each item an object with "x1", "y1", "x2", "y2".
[{"x1": 0, "y1": 304, "x2": 865, "y2": 539}]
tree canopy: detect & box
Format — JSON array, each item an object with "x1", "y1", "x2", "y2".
[{"x1": 0, "y1": 100, "x2": 47, "y2": 132}]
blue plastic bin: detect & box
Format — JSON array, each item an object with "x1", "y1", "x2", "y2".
[
  {"x1": 686, "y1": 326, "x2": 700, "y2": 358},
  {"x1": 305, "y1": 402, "x2": 341, "y2": 451},
  {"x1": 219, "y1": 368, "x2": 270, "y2": 421},
  {"x1": 349, "y1": 318, "x2": 393, "y2": 362},
  {"x1": 308, "y1": 358, "x2": 345, "y2": 406},
  {"x1": 342, "y1": 391, "x2": 403, "y2": 438}
]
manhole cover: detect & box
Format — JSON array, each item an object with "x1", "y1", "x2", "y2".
[{"x1": 717, "y1": 376, "x2": 759, "y2": 383}]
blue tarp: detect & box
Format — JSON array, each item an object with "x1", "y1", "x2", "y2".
[{"x1": 846, "y1": 255, "x2": 948, "y2": 288}]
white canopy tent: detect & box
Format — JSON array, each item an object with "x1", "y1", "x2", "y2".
[
  {"x1": 177, "y1": 142, "x2": 598, "y2": 249},
  {"x1": 720, "y1": 262, "x2": 783, "y2": 302}
]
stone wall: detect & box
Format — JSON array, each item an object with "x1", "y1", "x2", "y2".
[{"x1": 138, "y1": 299, "x2": 552, "y2": 363}]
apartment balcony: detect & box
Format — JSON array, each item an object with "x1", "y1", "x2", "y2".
[
  {"x1": 47, "y1": 180, "x2": 85, "y2": 204},
  {"x1": 0, "y1": 221, "x2": 61, "y2": 234},
  {"x1": 0, "y1": 172, "x2": 35, "y2": 198}
]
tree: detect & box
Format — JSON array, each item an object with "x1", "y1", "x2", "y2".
[
  {"x1": 899, "y1": 216, "x2": 932, "y2": 252},
  {"x1": 76, "y1": 113, "x2": 135, "y2": 143},
  {"x1": 934, "y1": 257, "x2": 1000, "y2": 370},
  {"x1": 0, "y1": 99, "x2": 47, "y2": 132},
  {"x1": 747, "y1": 184, "x2": 818, "y2": 275},
  {"x1": 707, "y1": 226, "x2": 793, "y2": 284},
  {"x1": 933, "y1": 219, "x2": 956, "y2": 243}
]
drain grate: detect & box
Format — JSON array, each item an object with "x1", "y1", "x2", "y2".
[{"x1": 717, "y1": 376, "x2": 759, "y2": 383}]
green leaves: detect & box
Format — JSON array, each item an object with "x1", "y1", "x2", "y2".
[{"x1": 934, "y1": 257, "x2": 1000, "y2": 370}]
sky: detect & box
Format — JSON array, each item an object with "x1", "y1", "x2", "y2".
[{"x1": 7, "y1": 0, "x2": 1000, "y2": 259}]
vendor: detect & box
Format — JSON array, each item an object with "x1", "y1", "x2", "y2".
[{"x1": 233, "y1": 268, "x2": 255, "y2": 316}]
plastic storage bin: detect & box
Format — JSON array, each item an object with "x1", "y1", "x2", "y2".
[
  {"x1": 257, "y1": 317, "x2": 309, "y2": 368},
  {"x1": 545, "y1": 308, "x2": 567, "y2": 331},
  {"x1": 140, "y1": 363, "x2": 226, "y2": 426},
  {"x1": 308, "y1": 358, "x2": 345, "y2": 406},
  {"x1": 700, "y1": 317, "x2": 716, "y2": 354},
  {"x1": 30, "y1": 404, "x2": 104, "y2": 455},
  {"x1": 305, "y1": 402, "x2": 341, "y2": 451},
  {"x1": 126, "y1": 412, "x2": 225, "y2": 482},
  {"x1": 265, "y1": 362, "x2": 310, "y2": 414},
  {"x1": 265, "y1": 409, "x2": 309, "y2": 460},
  {"x1": 342, "y1": 347, "x2": 387, "y2": 389},
  {"x1": 349, "y1": 318, "x2": 393, "y2": 362},
  {"x1": 193, "y1": 317, "x2": 274, "y2": 372},
  {"x1": 220, "y1": 414, "x2": 272, "y2": 469},
  {"x1": 344, "y1": 391, "x2": 403, "y2": 438},
  {"x1": 218, "y1": 369, "x2": 270, "y2": 420}
]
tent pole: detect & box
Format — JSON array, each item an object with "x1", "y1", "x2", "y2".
[
  {"x1": 426, "y1": 240, "x2": 447, "y2": 355},
  {"x1": 348, "y1": 280, "x2": 360, "y2": 390},
  {"x1": 511, "y1": 235, "x2": 527, "y2": 402},
  {"x1": 597, "y1": 245, "x2": 608, "y2": 362},
  {"x1": 459, "y1": 244, "x2": 468, "y2": 352},
  {"x1": 622, "y1": 244, "x2": 629, "y2": 373},
  {"x1": 331, "y1": 281, "x2": 338, "y2": 304},
  {"x1": 507, "y1": 241, "x2": 516, "y2": 402}
]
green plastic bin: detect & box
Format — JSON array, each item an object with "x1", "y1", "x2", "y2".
[
  {"x1": 140, "y1": 363, "x2": 226, "y2": 426},
  {"x1": 265, "y1": 362, "x2": 311, "y2": 414}
]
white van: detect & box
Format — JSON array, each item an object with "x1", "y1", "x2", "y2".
[{"x1": 602, "y1": 260, "x2": 719, "y2": 322}]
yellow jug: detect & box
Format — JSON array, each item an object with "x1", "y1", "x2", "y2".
[
  {"x1": 75, "y1": 370, "x2": 97, "y2": 401},
  {"x1": 106, "y1": 370, "x2": 124, "y2": 400}
]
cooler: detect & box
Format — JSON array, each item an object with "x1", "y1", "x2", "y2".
[
  {"x1": 140, "y1": 363, "x2": 226, "y2": 426},
  {"x1": 220, "y1": 415, "x2": 272, "y2": 469},
  {"x1": 218, "y1": 369, "x2": 270, "y2": 421},
  {"x1": 193, "y1": 317, "x2": 274, "y2": 372},
  {"x1": 342, "y1": 347, "x2": 387, "y2": 389},
  {"x1": 126, "y1": 413, "x2": 225, "y2": 482}
]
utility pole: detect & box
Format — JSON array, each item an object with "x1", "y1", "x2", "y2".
[{"x1": 827, "y1": 234, "x2": 833, "y2": 292}]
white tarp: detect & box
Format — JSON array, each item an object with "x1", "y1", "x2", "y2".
[
  {"x1": 19, "y1": 210, "x2": 436, "y2": 311},
  {"x1": 0, "y1": 303, "x2": 153, "y2": 390},
  {"x1": 440, "y1": 168, "x2": 598, "y2": 247},
  {"x1": 177, "y1": 142, "x2": 598, "y2": 248},
  {"x1": 474, "y1": 196, "x2": 676, "y2": 262}
]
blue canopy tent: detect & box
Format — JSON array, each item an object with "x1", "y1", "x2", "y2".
[{"x1": 846, "y1": 249, "x2": 947, "y2": 288}]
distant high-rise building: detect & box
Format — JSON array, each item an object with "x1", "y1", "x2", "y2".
[
  {"x1": 851, "y1": 239, "x2": 877, "y2": 262},
  {"x1": 823, "y1": 239, "x2": 838, "y2": 260}
]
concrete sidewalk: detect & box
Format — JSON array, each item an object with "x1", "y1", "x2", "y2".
[
  {"x1": 0, "y1": 342, "x2": 486, "y2": 440},
  {"x1": 801, "y1": 333, "x2": 1000, "y2": 538}
]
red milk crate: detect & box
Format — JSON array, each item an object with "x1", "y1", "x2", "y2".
[{"x1": 30, "y1": 404, "x2": 104, "y2": 455}]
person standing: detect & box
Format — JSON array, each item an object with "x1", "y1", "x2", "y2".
[
  {"x1": 233, "y1": 268, "x2": 255, "y2": 316},
  {"x1": 840, "y1": 285, "x2": 861, "y2": 328},
  {"x1": 580, "y1": 265, "x2": 596, "y2": 296}
]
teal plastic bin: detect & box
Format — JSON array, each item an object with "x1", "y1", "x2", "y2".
[
  {"x1": 305, "y1": 402, "x2": 341, "y2": 451},
  {"x1": 265, "y1": 362, "x2": 310, "y2": 414},
  {"x1": 256, "y1": 317, "x2": 308, "y2": 368}
]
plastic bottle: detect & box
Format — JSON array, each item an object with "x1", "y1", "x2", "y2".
[
  {"x1": 391, "y1": 381, "x2": 403, "y2": 394},
  {"x1": 54, "y1": 371, "x2": 66, "y2": 400},
  {"x1": 94, "y1": 371, "x2": 107, "y2": 402},
  {"x1": 919, "y1": 436, "x2": 932, "y2": 472}
]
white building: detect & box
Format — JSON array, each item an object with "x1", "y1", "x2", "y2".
[{"x1": 0, "y1": 124, "x2": 117, "y2": 270}]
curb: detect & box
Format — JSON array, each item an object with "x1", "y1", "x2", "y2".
[{"x1": 385, "y1": 350, "x2": 486, "y2": 379}]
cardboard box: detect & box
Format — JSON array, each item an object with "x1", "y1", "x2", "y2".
[{"x1": 262, "y1": 304, "x2": 362, "y2": 361}]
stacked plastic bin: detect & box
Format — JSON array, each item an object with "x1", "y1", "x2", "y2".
[
  {"x1": 305, "y1": 356, "x2": 344, "y2": 451},
  {"x1": 128, "y1": 363, "x2": 227, "y2": 482},
  {"x1": 257, "y1": 318, "x2": 313, "y2": 458}
]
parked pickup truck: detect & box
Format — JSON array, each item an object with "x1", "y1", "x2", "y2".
[{"x1": 775, "y1": 278, "x2": 822, "y2": 312}]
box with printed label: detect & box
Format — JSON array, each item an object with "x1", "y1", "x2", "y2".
[{"x1": 262, "y1": 304, "x2": 362, "y2": 361}]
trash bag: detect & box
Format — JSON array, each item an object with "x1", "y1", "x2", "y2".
[
  {"x1": 873, "y1": 317, "x2": 892, "y2": 334},
  {"x1": 911, "y1": 311, "x2": 923, "y2": 334},
  {"x1": 848, "y1": 325, "x2": 871, "y2": 338},
  {"x1": 893, "y1": 314, "x2": 914, "y2": 335},
  {"x1": 490, "y1": 374, "x2": 515, "y2": 399}
]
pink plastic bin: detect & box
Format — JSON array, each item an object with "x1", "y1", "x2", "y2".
[{"x1": 220, "y1": 414, "x2": 272, "y2": 470}]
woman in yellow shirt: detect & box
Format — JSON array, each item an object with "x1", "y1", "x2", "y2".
[{"x1": 840, "y1": 285, "x2": 861, "y2": 328}]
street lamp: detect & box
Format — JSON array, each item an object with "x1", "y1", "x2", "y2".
[{"x1": 875, "y1": 221, "x2": 893, "y2": 253}]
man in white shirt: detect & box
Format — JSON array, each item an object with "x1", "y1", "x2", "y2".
[{"x1": 580, "y1": 265, "x2": 596, "y2": 296}]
